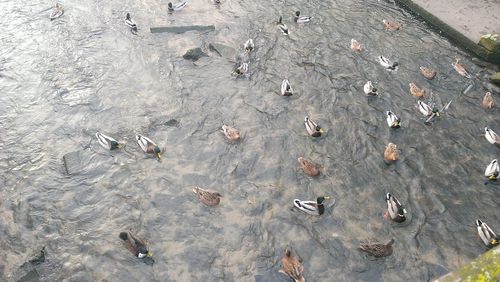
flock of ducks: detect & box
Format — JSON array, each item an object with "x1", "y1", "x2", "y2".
[{"x1": 48, "y1": 2, "x2": 499, "y2": 280}]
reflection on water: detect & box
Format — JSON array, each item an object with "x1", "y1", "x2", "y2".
[{"x1": 1, "y1": 0, "x2": 499, "y2": 281}]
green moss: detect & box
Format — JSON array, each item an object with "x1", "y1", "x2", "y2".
[{"x1": 436, "y1": 248, "x2": 500, "y2": 281}]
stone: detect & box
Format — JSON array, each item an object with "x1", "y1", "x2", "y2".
[
  {"x1": 182, "y1": 48, "x2": 208, "y2": 61},
  {"x1": 63, "y1": 150, "x2": 91, "y2": 175},
  {"x1": 208, "y1": 43, "x2": 236, "y2": 59},
  {"x1": 490, "y1": 72, "x2": 500, "y2": 85},
  {"x1": 479, "y1": 34, "x2": 500, "y2": 52},
  {"x1": 150, "y1": 25, "x2": 215, "y2": 34}
]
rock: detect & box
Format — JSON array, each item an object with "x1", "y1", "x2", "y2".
[
  {"x1": 63, "y1": 150, "x2": 91, "y2": 175},
  {"x1": 183, "y1": 48, "x2": 208, "y2": 61},
  {"x1": 16, "y1": 247, "x2": 46, "y2": 282},
  {"x1": 150, "y1": 25, "x2": 215, "y2": 34},
  {"x1": 490, "y1": 72, "x2": 500, "y2": 85},
  {"x1": 208, "y1": 43, "x2": 236, "y2": 59},
  {"x1": 479, "y1": 34, "x2": 500, "y2": 52}
]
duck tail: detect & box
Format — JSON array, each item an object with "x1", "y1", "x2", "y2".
[{"x1": 119, "y1": 232, "x2": 129, "y2": 241}]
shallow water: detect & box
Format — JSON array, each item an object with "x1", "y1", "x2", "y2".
[{"x1": 1, "y1": 0, "x2": 499, "y2": 281}]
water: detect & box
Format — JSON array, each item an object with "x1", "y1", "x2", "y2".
[{"x1": 1, "y1": 0, "x2": 499, "y2": 281}]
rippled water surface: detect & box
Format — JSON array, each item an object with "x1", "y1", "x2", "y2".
[{"x1": 1, "y1": 0, "x2": 499, "y2": 281}]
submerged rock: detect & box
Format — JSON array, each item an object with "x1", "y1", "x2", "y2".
[
  {"x1": 16, "y1": 247, "x2": 46, "y2": 282},
  {"x1": 208, "y1": 43, "x2": 236, "y2": 59},
  {"x1": 183, "y1": 48, "x2": 208, "y2": 61},
  {"x1": 150, "y1": 25, "x2": 215, "y2": 34},
  {"x1": 63, "y1": 150, "x2": 91, "y2": 175},
  {"x1": 490, "y1": 72, "x2": 500, "y2": 85}
]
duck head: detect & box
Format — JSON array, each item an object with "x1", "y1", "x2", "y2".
[
  {"x1": 317, "y1": 196, "x2": 330, "y2": 204},
  {"x1": 153, "y1": 147, "x2": 161, "y2": 160}
]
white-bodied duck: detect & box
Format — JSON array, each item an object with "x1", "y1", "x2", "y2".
[
  {"x1": 277, "y1": 16, "x2": 289, "y2": 35},
  {"x1": 378, "y1": 56, "x2": 398, "y2": 71},
  {"x1": 417, "y1": 100, "x2": 439, "y2": 117},
  {"x1": 485, "y1": 159, "x2": 499, "y2": 182},
  {"x1": 304, "y1": 116, "x2": 323, "y2": 137},
  {"x1": 293, "y1": 196, "x2": 330, "y2": 216},
  {"x1": 125, "y1": 13, "x2": 137, "y2": 30},
  {"x1": 136, "y1": 134, "x2": 161, "y2": 160},
  {"x1": 363, "y1": 81, "x2": 378, "y2": 96},
  {"x1": 484, "y1": 127, "x2": 500, "y2": 146},
  {"x1": 96, "y1": 132, "x2": 123, "y2": 150},
  {"x1": 233, "y1": 62, "x2": 248, "y2": 76},
  {"x1": 386, "y1": 111, "x2": 401, "y2": 128},
  {"x1": 476, "y1": 219, "x2": 499, "y2": 248},
  {"x1": 50, "y1": 3, "x2": 64, "y2": 20},
  {"x1": 294, "y1": 11, "x2": 312, "y2": 23},
  {"x1": 281, "y1": 79, "x2": 293, "y2": 96},
  {"x1": 168, "y1": 1, "x2": 188, "y2": 11},
  {"x1": 384, "y1": 193, "x2": 407, "y2": 223},
  {"x1": 243, "y1": 39, "x2": 254, "y2": 53}
]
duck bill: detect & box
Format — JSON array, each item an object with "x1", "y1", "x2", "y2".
[
  {"x1": 155, "y1": 153, "x2": 161, "y2": 161},
  {"x1": 319, "y1": 128, "x2": 324, "y2": 133},
  {"x1": 117, "y1": 143, "x2": 124, "y2": 149},
  {"x1": 147, "y1": 252, "x2": 153, "y2": 257}
]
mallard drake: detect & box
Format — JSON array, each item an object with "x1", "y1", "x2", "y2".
[
  {"x1": 136, "y1": 134, "x2": 161, "y2": 160},
  {"x1": 125, "y1": 13, "x2": 137, "y2": 30},
  {"x1": 350, "y1": 39, "x2": 362, "y2": 51},
  {"x1": 298, "y1": 157, "x2": 320, "y2": 176},
  {"x1": 281, "y1": 79, "x2": 293, "y2": 96},
  {"x1": 50, "y1": 3, "x2": 64, "y2": 20},
  {"x1": 485, "y1": 159, "x2": 499, "y2": 181},
  {"x1": 243, "y1": 39, "x2": 254, "y2": 53},
  {"x1": 95, "y1": 132, "x2": 123, "y2": 150},
  {"x1": 383, "y1": 143, "x2": 398, "y2": 163},
  {"x1": 419, "y1": 66, "x2": 436, "y2": 80},
  {"x1": 452, "y1": 58, "x2": 471, "y2": 78},
  {"x1": 383, "y1": 19, "x2": 401, "y2": 31},
  {"x1": 384, "y1": 193, "x2": 407, "y2": 222},
  {"x1": 168, "y1": 1, "x2": 188, "y2": 11},
  {"x1": 278, "y1": 248, "x2": 305, "y2": 282},
  {"x1": 363, "y1": 81, "x2": 378, "y2": 96},
  {"x1": 304, "y1": 116, "x2": 323, "y2": 137},
  {"x1": 417, "y1": 100, "x2": 439, "y2": 117},
  {"x1": 409, "y1": 83, "x2": 425, "y2": 98},
  {"x1": 482, "y1": 92, "x2": 494, "y2": 109},
  {"x1": 294, "y1": 11, "x2": 312, "y2": 23},
  {"x1": 222, "y1": 124, "x2": 241, "y2": 141},
  {"x1": 386, "y1": 111, "x2": 401, "y2": 128},
  {"x1": 277, "y1": 16, "x2": 289, "y2": 35},
  {"x1": 192, "y1": 186, "x2": 222, "y2": 206},
  {"x1": 484, "y1": 127, "x2": 500, "y2": 146},
  {"x1": 476, "y1": 219, "x2": 500, "y2": 248},
  {"x1": 119, "y1": 231, "x2": 152, "y2": 258},
  {"x1": 378, "y1": 56, "x2": 398, "y2": 71},
  {"x1": 293, "y1": 196, "x2": 330, "y2": 216},
  {"x1": 359, "y1": 239, "x2": 394, "y2": 257},
  {"x1": 234, "y1": 62, "x2": 248, "y2": 76}
]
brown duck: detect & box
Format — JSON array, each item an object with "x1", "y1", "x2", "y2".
[
  {"x1": 419, "y1": 66, "x2": 436, "y2": 80},
  {"x1": 482, "y1": 92, "x2": 493, "y2": 109},
  {"x1": 298, "y1": 157, "x2": 320, "y2": 176},
  {"x1": 278, "y1": 248, "x2": 305, "y2": 282},
  {"x1": 383, "y1": 19, "x2": 401, "y2": 31},
  {"x1": 192, "y1": 186, "x2": 222, "y2": 206},
  {"x1": 222, "y1": 124, "x2": 241, "y2": 141},
  {"x1": 359, "y1": 238, "x2": 394, "y2": 257},
  {"x1": 384, "y1": 143, "x2": 398, "y2": 163},
  {"x1": 409, "y1": 83, "x2": 425, "y2": 98}
]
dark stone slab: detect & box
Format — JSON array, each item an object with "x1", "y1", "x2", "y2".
[
  {"x1": 183, "y1": 48, "x2": 208, "y2": 61},
  {"x1": 208, "y1": 43, "x2": 236, "y2": 59},
  {"x1": 63, "y1": 150, "x2": 91, "y2": 175},
  {"x1": 150, "y1": 25, "x2": 215, "y2": 34}
]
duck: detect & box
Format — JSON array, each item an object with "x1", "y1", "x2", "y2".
[
  {"x1": 409, "y1": 83, "x2": 425, "y2": 98},
  {"x1": 168, "y1": 1, "x2": 188, "y2": 11},
  {"x1": 222, "y1": 124, "x2": 241, "y2": 141},
  {"x1": 350, "y1": 39, "x2": 362, "y2": 51},
  {"x1": 476, "y1": 219, "x2": 500, "y2": 248},
  {"x1": 484, "y1": 127, "x2": 500, "y2": 146},
  {"x1": 417, "y1": 100, "x2": 439, "y2": 117},
  {"x1": 95, "y1": 132, "x2": 123, "y2": 150},
  {"x1": 281, "y1": 79, "x2": 293, "y2": 96},
  {"x1": 119, "y1": 231, "x2": 152, "y2": 258},
  {"x1": 482, "y1": 92, "x2": 494, "y2": 109},
  {"x1": 125, "y1": 13, "x2": 137, "y2": 30},
  {"x1": 277, "y1": 16, "x2": 289, "y2": 35},
  {"x1": 298, "y1": 157, "x2": 320, "y2": 176},
  {"x1": 243, "y1": 39, "x2": 254, "y2": 53},
  {"x1": 278, "y1": 248, "x2": 305, "y2": 282},
  {"x1": 363, "y1": 81, "x2": 378, "y2": 96},
  {"x1": 192, "y1": 186, "x2": 222, "y2": 206},
  {"x1": 384, "y1": 193, "x2": 407, "y2": 222},
  {"x1": 359, "y1": 239, "x2": 394, "y2": 257},
  {"x1": 419, "y1": 66, "x2": 436, "y2": 80},
  {"x1": 136, "y1": 134, "x2": 161, "y2": 160},
  {"x1": 378, "y1": 56, "x2": 398, "y2": 71},
  {"x1": 304, "y1": 116, "x2": 323, "y2": 137},
  {"x1": 386, "y1": 111, "x2": 401, "y2": 128},
  {"x1": 383, "y1": 143, "x2": 398, "y2": 163},
  {"x1": 233, "y1": 62, "x2": 248, "y2": 76},
  {"x1": 293, "y1": 196, "x2": 330, "y2": 216},
  {"x1": 452, "y1": 58, "x2": 471, "y2": 78},
  {"x1": 50, "y1": 3, "x2": 64, "y2": 20},
  {"x1": 383, "y1": 19, "x2": 401, "y2": 31},
  {"x1": 484, "y1": 159, "x2": 499, "y2": 181},
  {"x1": 294, "y1": 11, "x2": 312, "y2": 23}
]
